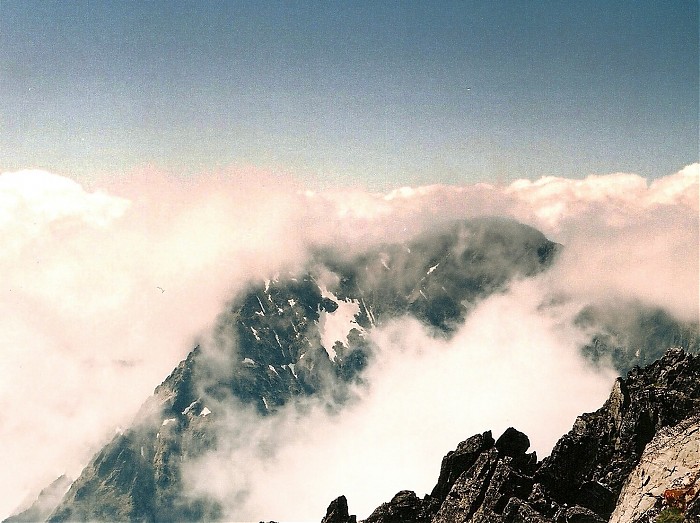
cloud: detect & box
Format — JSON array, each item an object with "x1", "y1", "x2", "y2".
[
  {"x1": 0, "y1": 163, "x2": 697, "y2": 519},
  {"x1": 310, "y1": 164, "x2": 699, "y2": 321},
  {"x1": 182, "y1": 278, "x2": 617, "y2": 521},
  {"x1": 0, "y1": 167, "x2": 311, "y2": 518}
]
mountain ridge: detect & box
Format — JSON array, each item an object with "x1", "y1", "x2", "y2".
[{"x1": 7, "y1": 218, "x2": 698, "y2": 522}]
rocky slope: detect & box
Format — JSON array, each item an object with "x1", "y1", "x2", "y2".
[
  {"x1": 323, "y1": 348, "x2": 700, "y2": 523},
  {"x1": 4, "y1": 476, "x2": 72, "y2": 523}
]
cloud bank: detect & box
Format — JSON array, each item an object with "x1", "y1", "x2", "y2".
[{"x1": 0, "y1": 163, "x2": 697, "y2": 519}]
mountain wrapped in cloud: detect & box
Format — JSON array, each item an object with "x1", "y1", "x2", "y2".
[
  {"x1": 8, "y1": 216, "x2": 698, "y2": 522},
  {"x1": 39, "y1": 218, "x2": 559, "y2": 520}
]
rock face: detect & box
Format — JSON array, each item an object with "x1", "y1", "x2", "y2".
[
  {"x1": 610, "y1": 413, "x2": 700, "y2": 523},
  {"x1": 322, "y1": 496, "x2": 357, "y2": 523},
  {"x1": 327, "y1": 349, "x2": 700, "y2": 523}
]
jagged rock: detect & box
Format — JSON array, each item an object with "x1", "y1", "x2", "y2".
[
  {"x1": 432, "y1": 430, "x2": 537, "y2": 523},
  {"x1": 321, "y1": 495, "x2": 356, "y2": 523},
  {"x1": 363, "y1": 491, "x2": 426, "y2": 523},
  {"x1": 502, "y1": 497, "x2": 553, "y2": 523},
  {"x1": 535, "y1": 348, "x2": 700, "y2": 518},
  {"x1": 328, "y1": 350, "x2": 700, "y2": 523},
  {"x1": 496, "y1": 428, "x2": 530, "y2": 457},
  {"x1": 431, "y1": 448, "x2": 500, "y2": 522},
  {"x1": 496, "y1": 427, "x2": 538, "y2": 475},
  {"x1": 430, "y1": 431, "x2": 496, "y2": 505}
]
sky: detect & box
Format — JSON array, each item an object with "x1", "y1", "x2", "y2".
[
  {"x1": 0, "y1": 1, "x2": 698, "y2": 520},
  {"x1": 1, "y1": 1, "x2": 698, "y2": 189}
]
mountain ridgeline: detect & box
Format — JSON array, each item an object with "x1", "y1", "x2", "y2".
[{"x1": 7, "y1": 218, "x2": 699, "y2": 522}]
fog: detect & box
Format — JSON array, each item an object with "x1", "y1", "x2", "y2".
[
  {"x1": 0, "y1": 163, "x2": 697, "y2": 519},
  {"x1": 184, "y1": 278, "x2": 618, "y2": 521}
]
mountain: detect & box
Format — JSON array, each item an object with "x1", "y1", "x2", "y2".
[
  {"x1": 4, "y1": 476, "x2": 72, "y2": 523},
  {"x1": 322, "y1": 348, "x2": 700, "y2": 523},
  {"x1": 8, "y1": 218, "x2": 698, "y2": 522}
]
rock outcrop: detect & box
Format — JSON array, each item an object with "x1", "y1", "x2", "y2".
[
  {"x1": 326, "y1": 348, "x2": 700, "y2": 523},
  {"x1": 610, "y1": 413, "x2": 700, "y2": 523}
]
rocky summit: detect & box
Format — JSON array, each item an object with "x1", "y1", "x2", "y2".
[{"x1": 323, "y1": 349, "x2": 700, "y2": 523}]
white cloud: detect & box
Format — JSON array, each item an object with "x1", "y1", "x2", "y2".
[
  {"x1": 0, "y1": 167, "x2": 309, "y2": 518},
  {"x1": 183, "y1": 279, "x2": 617, "y2": 521},
  {"x1": 0, "y1": 163, "x2": 697, "y2": 519}
]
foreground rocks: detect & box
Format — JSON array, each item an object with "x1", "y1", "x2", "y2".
[{"x1": 325, "y1": 348, "x2": 700, "y2": 522}]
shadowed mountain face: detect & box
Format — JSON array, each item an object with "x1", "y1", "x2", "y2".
[
  {"x1": 11, "y1": 218, "x2": 698, "y2": 522},
  {"x1": 43, "y1": 218, "x2": 562, "y2": 522}
]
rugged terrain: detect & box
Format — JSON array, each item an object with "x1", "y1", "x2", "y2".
[
  {"x1": 323, "y1": 349, "x2": 700, "y2": 523},
  {"x1": 6, "y1": 218, "x2": 698, "y2": 522}
]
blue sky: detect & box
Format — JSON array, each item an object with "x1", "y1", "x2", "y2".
[{"x1": 1, "y1": 1, "x2": 697, "y2": 189}]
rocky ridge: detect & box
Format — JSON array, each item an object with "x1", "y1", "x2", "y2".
[{"x1": 323, "y1": 349, "x2": 700, "y2": 523}]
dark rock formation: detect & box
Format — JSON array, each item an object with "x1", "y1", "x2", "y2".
[
  {"x1": 325, "y1": 349, "x2": 700, "y2": 523},
  {"x1": 364, "y1": 491, "x2": 426, "y2": 523},
  {"x1": 322, "y1": 496, "x2": 356, "y2": 523},
  {"x1": 535, "y1": 348, "x2": 700, "y2": 515}
]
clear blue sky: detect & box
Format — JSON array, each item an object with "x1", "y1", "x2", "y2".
[{"x1": 1, "y1": 1, "x2": 697, "y2": 189}]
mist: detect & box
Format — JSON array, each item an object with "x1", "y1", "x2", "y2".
[
  {"x1": 0, "y1": 163, "x2": 697, "y2": 520},
  {"x1": 184, "y1": 278, "x2": 618, "y2": 521}
]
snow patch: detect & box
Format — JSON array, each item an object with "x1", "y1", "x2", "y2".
[
  {"x1": 427, "y1": 263, "x2": 439, "y2": 275},
  {"x1": 162, "y1": 418, "x2": 176, "y2": 426},
  {"x1": 318, "y1": 290, "x2": 362, "y2": 359},
  {"x1": 362, "y1": 298, "x2": 377, "y2": 327},
  {"x1": 251, "y1": 327, "x2": 260, "y2": 341},
  {"x1": 182, "y1": 400, "x2": 198, "y2": 415},
  {"x1": 256, "y1": 295, "x2": 266, "y2": 315},
  {"x1": 242, "y1": 357, "x2": 256, "y2": 366},
  {"x1": 200, "y1": 407, "x2": 211, "y2": 417}
]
